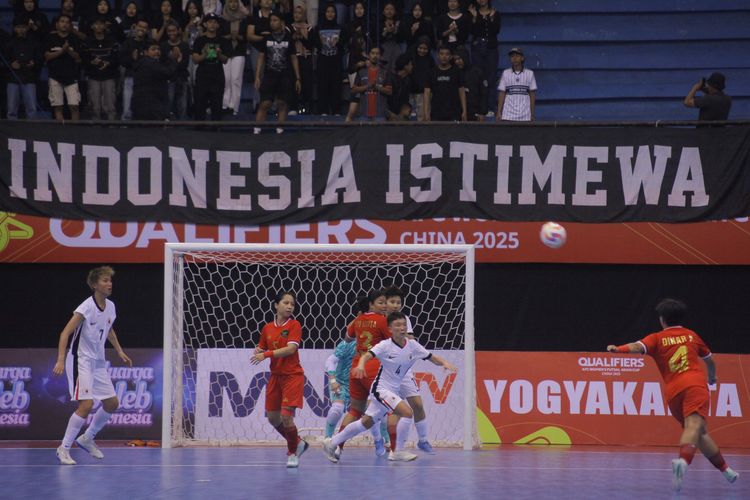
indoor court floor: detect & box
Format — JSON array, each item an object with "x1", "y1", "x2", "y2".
[{"x1": 2, "y1": 443, "x2": 748, "y2": 499}]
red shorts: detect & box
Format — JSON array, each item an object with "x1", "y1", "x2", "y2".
[
  {"x1": 349, "y1": 359, "x2": 381, "y2": 402},
  {"x1": 668, "y1": 385, "x2": 710, "y2": 425},
  {"x1": 265, "y1": 373, "x2": 304, "y2": 411}
]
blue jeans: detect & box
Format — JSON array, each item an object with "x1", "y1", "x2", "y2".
[
  {"x1": 167, "y1": 79, "x2": 188, "y2": 120},
  {"x1": 122, "y1": 76, "x2": 133, "y2": 120},
  {"x1": 7, "y1": 83, "x2": 37, "y2": 119}
]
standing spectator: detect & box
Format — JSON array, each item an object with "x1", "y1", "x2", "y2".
[
  {"x1": 151, "y1": 0, "x2": 175, "y2": 42},
  {"x1": 496, "y1": 47, "x2": 536, "y2": 121},
  {"x1": 379, "y1": 2, "x2": 401, "y2": 73},
  {"x1": 182, "y1": 0, "x2": 204, "y2": 116},
  {"x1": 683, "y1": 73, "x2": 731, "y2": 122},
  {"x1": 60, "y1": 0, "x2": 88, "y2": 42},
  {"x1": 20, "y1": 0, "x2": 50, "y2": 43},
  {"x1": 312, "y1": 3, "x2": 346, "y2": 115},
  {"x1": 117, "y1": 1, "x2": 139, "y2": 39},
  {"x1": 468, "y1": 0, "x2": 499, "y2": 112},
  {"x1": 45, "y1": 14, "x2": 83, "y2": 121},
  {"x1": 295, "y1": 0, "x2": 318, "y2": 29},
  {"x1": 343, "y1": 41, "x2": 366, "y2": 122},
  {"x1": 133, "y1": 40, "x2": 176, "y2": 119},
  {"x1": 221, "y1": 0, "x2": 249, "y2": 116},
  {"x1": 160, "y1": 22, "x2": 190, "y2": 119},
  {"x1": 290, "y1": 4, "x2": 314, "y2": 114},
  {"x1": 192, "y1": 12, "x2": 230, "y2": 120},
  {"x1": 409, "y1": 35, "x2": 433, "y2": 121},
  {"x1": 344, "y1": 1, "x2": 371, "y2": 55},
  {"x1": 247, "y1": 0, "x2": 275, "y2": 112},
  {"x1": 85, "y1": 0, "x2": 124, "y2": 40},
  {"x1": 348, "y1": 46, "x2": 392, "y2": 120},
  {"x1": 387, "y1": 53, "x2": 413, "y2": 120},
  {"x1": 83, "y1": 17, "x2": 119, "y2": 120},
  {"x1": 399, "y1": 2, "x2": 433, "y2": 51},
  {"x1": 202, "y1": 0, "x2": 222, "y2": 16},
  {"x1": 4, "y1": 17, "x2": 41, "y2": 119},
  {"x1": 453, "y1": 47, "x2": 486, "y2": 121},
  {"x1": 253, "y1": 12, "x2": 301, "y2": 133},
  {"x1": 424, "y1": 44, "x2": 465, "y2": 121},
  {"x1": 119, "y1": 17, "x2": 150, "y2": 119},
  {"x1": 436, "y1": 0, "x2": 469, "y2": 51}
]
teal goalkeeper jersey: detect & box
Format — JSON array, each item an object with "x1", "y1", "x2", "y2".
[{"x1": 333, "y1": 339, "x2": 357, "y2": 386}]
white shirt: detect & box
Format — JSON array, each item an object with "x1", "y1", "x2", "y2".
[
  {"x1": 70, "y1": 296, "x2": 116, "y2": 361},
  {"x1": 498, "y1": 67, "x2": 537, "y2": 121},
  {"x1": 369, "y1": 338, "x2": 431, "y2": 393}
]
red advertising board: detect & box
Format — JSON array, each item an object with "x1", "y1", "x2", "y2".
[
  {"x1": 476, "y1": 352, "x2": 750, "y2": 447},
  {"x1": 2, "y1": 213, "x2": 750, "y2": 264}
]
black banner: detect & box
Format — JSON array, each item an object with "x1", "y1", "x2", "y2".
[{"x1": 2, "y1": 122, "x2": 749, "y2": 224}]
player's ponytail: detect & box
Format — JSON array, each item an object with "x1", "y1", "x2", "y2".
[{"x1": 354, "y1": 294, "x2": 369, "y2": 314}]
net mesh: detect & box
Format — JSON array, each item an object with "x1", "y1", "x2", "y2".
[{"x1": 166, "y1": 247, "x2": 473, "y2": 447}]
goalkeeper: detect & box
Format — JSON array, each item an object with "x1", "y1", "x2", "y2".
[{"x1": 324, "y1": 339, "x2": 356, "y2": 438}]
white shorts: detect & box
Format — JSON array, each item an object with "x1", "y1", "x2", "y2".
[
  {"x1": 399, "y1": 369, "x2": 420, "y2": 399},
  {"x1": 48, "y1": 78, "x2": 81, "y2": 107},
  {"x1": 66, "y1": 353, "x2": 116, "y2": 401},
  {"x1": 366, "y1": 387, "x2": 403, "y2": 422}
]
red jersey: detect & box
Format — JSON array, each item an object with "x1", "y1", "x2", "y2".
[
  {"x1": 638, "y1": 326, "x2": 711, "y2": 401},
  {"x1": 346, "y1": 312, "x2": 391, "y2": 360},
  {"x1": 259, "y1": 318, "x2": 304, "y2": 376}
]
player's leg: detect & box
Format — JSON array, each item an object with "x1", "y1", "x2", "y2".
[
  {"x1": 698, "y1": 429, "x2": 739, "y2": 483},
  {"x1": 280, "y1": 374, "x2": 308, "y2": 467},
  {"x1": 670, "y1": 387, "x2": 710, "y2": 491},
  {"x1": 58, "y1": 356, "x2": 94, "y2": 464},
  {"x1": 388, "y1": 400, "x2": 418, "y2": 461},
  {"x1": 388, "y1": 413, "x2": 400, "y2": 453},
  {"x1": 265, "y1": 375, "x2": 287, "y2": 440},
  {"x1": 325, "y1": 398, "x2": 346, "y2": 438},
  {"x1": 76, "y1": 366, "x2": 119, "y2": 459}
]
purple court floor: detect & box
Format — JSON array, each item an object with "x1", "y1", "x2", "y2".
[{"x1": 2, "y1": 443, "x2": 748, "y2": 500}]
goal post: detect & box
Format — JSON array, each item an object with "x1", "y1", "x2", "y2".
[{"x1": 162, "y1": 243, "x2": 478, "y2": 450}]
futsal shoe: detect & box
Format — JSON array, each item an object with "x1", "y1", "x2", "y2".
[
  {"x1": 388, "y1": 450, "x2": 418, "y2": 462},
  {"x1": 296, "y1": 438, "x2": 309, "y2": 458},
  {"x1": 723, "y1": 467, "x2": 739, "y2": 484},
  {"x1": 286, "y1": 454, "x2": 299, "y2": 468},
  {"x1": 672, "y1": 458, "x2": 688, "y2": 491},
  {"x1": 417, "y1": 440, "x2": 435, "y2": 454},
  {"x1": 374, "y1": 438, "x2": 387, "y2": 457},
  {"x1": 322, "y1": 438, "x2": 339, "y2": 463},
  {"x1": 76, "y1": 434, "x2": 104, "y2": 459},
  {"x1": 56, "y1": 446, "x2": 77, "y2": 465}
]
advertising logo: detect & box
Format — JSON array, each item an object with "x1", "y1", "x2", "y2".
[
  {"x1": 0, "y1": 366, "x2": 32, "y2": 426},
  {"x1": 0, "y1": 212, "x2": 33, "y2": 252},
  {"x1": 86, "y1": 364, "x2": 156, "y2": 426}
]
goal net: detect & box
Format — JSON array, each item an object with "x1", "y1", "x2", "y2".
[{"x1": 162, "y1": 243, "x2": 477, "y2": 450}]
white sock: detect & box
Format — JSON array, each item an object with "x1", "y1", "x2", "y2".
[
  {"x1": 369, "y1": 419, "x2": 382, "y2": 440},
  {"x1": 332, "y1": 420, "x2": 367, "y2": 447},
  {"x1": 415, "y1": 418, "x2": 429, "y2": 442},
  {"x1": 326, "y1": 401, "x2": 345, "y2": 428},
  {"x1": 396, "y1": 417, "x2": 412, "y2": 451},
  {"x1": 84, "y1": 407, "x2": 112, "y2": 440},
  {"x1": 61, "y1": 413, "x2": 86, "y2": 448}
]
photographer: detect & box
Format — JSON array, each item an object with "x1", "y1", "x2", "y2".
[{"x1": 683, "y1": 72, "x2": 731, "y2": 121}]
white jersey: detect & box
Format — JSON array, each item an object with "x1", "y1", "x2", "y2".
[
  {"x1": 498, "y1": 67, "x2": 537, "y2": 121},
  {"x1": 69, "y1": 296, "x2": 116, "y2": 361},
  {"x1": 369, "y1": 338, "x2": 431, "y2": 394},
  {"x1": 405, "y1": 315, "x2": 414, "y2": 335}
]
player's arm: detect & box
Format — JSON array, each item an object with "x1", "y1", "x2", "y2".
[
  {"x1": 529, "y1": 90, "x2": 536, "y2": 121},
  {"x1": 606, "y1": 342, "x2": 645, "y2": 354},
  {"x1": 424, "y1": 87, "x2": 432, "y2": 121},
  {"x1": 107, "y1": 328, "x2": 133, "y2": 367},
  {"x1": 251, "y1": 342, "x2": 298, "y2": 364},
  {"x1": 53, "y1": 312, "x2": 84, "y2": 375},
  {"x1": 496, "y1": 91, "x2": 506, "y2": 121},
  {"x1": 703, "y1": 355, "x2": 717, "y2": 385},
  {"x1": 427, "y1": 353, "x2": 458, "y2": 372},
  {"x1": 352, "y1": 351, "x2": 375, "y2": 378},
  {"x1": 325, "y1": 354, "x2": 340, "y2": 394}
]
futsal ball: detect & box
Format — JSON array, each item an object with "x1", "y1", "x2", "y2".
[{"x1": 540, "y1": 222, "x2": 567, "y2": 249}]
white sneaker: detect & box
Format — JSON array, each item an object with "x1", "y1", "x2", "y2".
[
  {"x1": 322, "y1": 438, "x2": 338, "y2": 463},
  {"x1": 723, "y1": 467, "x2": 739, "y2": 483},
  {"x1": 286, "y1": 454, "x2": 299, "y2": 468},
  {"x1": 56, "y1": 446, "x2": 76, "y2": 465},
  {"x1": 672, "y1": 458, "x2": 688, "y2": 491},
  {"x1": 388, "y1": 450, "x2": 418, "y2": 462},
  {"x1": 253, "y1": 127, "x2": 261, "y2": 135},
  {"x1": 76, "y1": 434, "x2": 104, "y2": 459}
]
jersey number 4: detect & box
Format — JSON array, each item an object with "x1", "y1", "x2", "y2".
[{"x1": 668, "y1": 345, "x2": 689, "y2": 374}]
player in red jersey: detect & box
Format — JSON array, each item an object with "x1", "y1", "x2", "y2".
[
  {"x1": 607, "y1": 298, "x2": 738, "y2": 491},
  {"x1": 334, "y1": 288, "x2": 391, "y2": 456},
  {"x1": 251, "y1": 291, "x2": 309, "y2": 468}
]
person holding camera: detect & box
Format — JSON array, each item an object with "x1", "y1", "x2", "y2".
[{"x1": 683, "y1": 72, "x2": 731, "y2": 121}]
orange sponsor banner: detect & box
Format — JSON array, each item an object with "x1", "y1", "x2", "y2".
[
  {"x1": 1, "y1": 213, "x2": 750, "y2": 264},
  {"x1": 476, "y1": 352, "x2": 750, "y2": 447}
]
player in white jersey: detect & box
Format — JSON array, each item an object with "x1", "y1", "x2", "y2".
[
  {"x1": 496, "y1": 47, "x2": 536, "y2": 122},
  {"x1": 383, "y1": 285, "x2": 435, "y2": 457},
  {"x1": 52, "y1": 266, "x2": 132, "y2": 465},
  {"x1": 322, "y1": 311, "x2": 457, "y2": 463}
]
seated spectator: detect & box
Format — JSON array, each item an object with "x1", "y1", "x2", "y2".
[
  {"x1": 436, "y1": 0, "x2": 470, "y2": 51},
  {"x1": 290, "y1": 5, "x2": 314, "y2": 114},
  {"x1": 387, "y1": 53, "x2": 413, "y2": 121},
  {"x1": 152, "y1": 0, "x2": 175, "y2": 42},
  {"x1": 468, "y1": 0, "x2": 499, "y2": 112},
  {"x1": 44, "y1": 14, "x2": 83, "y2": 121},
  {"x1": 346, "y1": 46, "x2": 392, "y2": 121},
  {"x1": 379, "y1": 2, "x2": 401, "y2": 73},
  {"x1": 192, "y1": 12, "x2": 230, "y2": 120},
  {"x1": 19, "y1": 0, "x2": 50, "y2": 43},
  {"x1": 83, "y1": 16, "x2": 119, "y2": 120},
  {"x1": 133, "y1": 40, "x2": 177, "y2": 119},
  {"x1": 312, "y1": 3, "x2": 346, "y2": 115},
  {"x1": 496, "y1": 47, "x2": 536, "y2": 122},
  {"x1": 453, "y1": 47, "x2": 486, "y2": 121},
  {"x1": 400, "y1": 2, "x2": 433, "y2": 52},
  {"x1": 221, "y1": 0, "x2": 250, "y2": 116},
  {"x1": 119, "y1": 17, "x2": 151, "y2": 119},
  {"x1": 253, "y1": 12, "x2": 301, "y2": 133},
  {"x1": 4, "y1": 16, "x2": 41, "y2": 119},
  {"x1": 160, "y1": 22, "x2": 190, "y2": 119},
  {"x1": 683, "y1": 73, "x2": 731, "y2": 122},
  {"x1": 409, "y1": 35, "x2": 434, "y2": 121},
  {"x1": 424, "y1": 44, "x2": 466, "y2": 121}
]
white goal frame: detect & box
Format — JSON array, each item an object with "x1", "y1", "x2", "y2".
[{"x1": 162, "y1": 243, "x2": 477, "y2": 450}]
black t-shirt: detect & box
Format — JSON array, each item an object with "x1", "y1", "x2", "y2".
[
  {"x1": 695, "y1": 93, "x2": 732, "y2": 121},
  {"x1": 192, "y1": 35, "x2": 231, "y2": 79},
  {"x1": 220, "y1": 18, "x2": 251, "y2": 58},
  {"x1": 425, "y1": 65, "x2": 463, "y2": 119},
  {"x1": 251, "y1": 8, "x2": 273, "y2": 52},
  {"x1": 44, "y1": 33, "x2": 81, "y2": 85},
  {"x1": 388, "y1": 73, "x2": 413, "y2": 114},
  {"x1": 262, "y1": 30, "x2": 295, "y2": 73}
]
